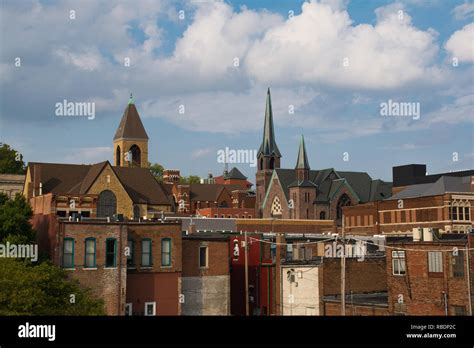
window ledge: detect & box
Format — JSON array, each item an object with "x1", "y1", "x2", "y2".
[
  {"x1": 140, "y1": 266, "x2": 153, "y2": 270},
  {"x1": 104, "y1": 267, "x2": 118, "y2": 270},
  {"x1": 84, "y1": 267, "x2": 98, "y2": 270},
  {"x1": 64, "y1": 268, "x2": 76, "y2": 270},
  {"x1": 160, "y1": 265, "x2": 172, "y2": 269}
]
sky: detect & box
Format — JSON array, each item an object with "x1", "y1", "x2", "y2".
[{"x1": 0, "y1": 0, "x2": 473, "y2": 183}]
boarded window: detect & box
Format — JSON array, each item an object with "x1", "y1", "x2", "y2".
[{"x1": 428, "y1": 252, "x2": 443, "y2": 273}]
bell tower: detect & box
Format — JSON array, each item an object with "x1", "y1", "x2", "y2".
[
  {"x1": 113, "y1": 94, "x2": 149, "y2": 168},
  {"x1": 255, "y1": 88, "x2": 281, "y2": 217}
]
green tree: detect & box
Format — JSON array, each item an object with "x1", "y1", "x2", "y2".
[
  {"x1": 0, "y1": 143, "x2": 26, "y2": 174},
  {"x1": 0, "y1": 193, "x2": 34, "y2": 243},
  {"x1": 0, "y1": 259, "x2": 105, "y2": 315},
  {"x1": 179, "y1": 175, "x2": 201, "y2": 184},
  {"x1": 149, "y1": 162, "x2": 164, "y2": 181}
]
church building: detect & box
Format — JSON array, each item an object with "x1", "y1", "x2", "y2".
[
  {"x1": 255, "y1": 89, "x2": 392, "y2": 225},
  {"x1": 24, "y1": 95, "x2": 174, "y2": 220}
]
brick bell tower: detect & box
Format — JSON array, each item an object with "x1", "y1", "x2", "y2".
[
  {"x1": 113, "y1": 94, "x2": 149, "y2": 168},
  {"x1": 256, "y1": 88, "x2": 281, "y2": 217},
  {"x1": 288, "y1": 135, "x2": 317, "y2": 219}
]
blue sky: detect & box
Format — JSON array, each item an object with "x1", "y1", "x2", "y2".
[{"x1": 0, "y1": 0, "x2": 473, "y2": 183}]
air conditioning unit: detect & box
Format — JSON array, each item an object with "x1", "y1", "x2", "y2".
[{"x1": 423, "y1": 228, "x2": 433, "y2": 242}]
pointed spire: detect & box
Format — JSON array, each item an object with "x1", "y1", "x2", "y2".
[
  {"x1": 258, "y1": 88, "x2": 281, "y2": 158},
  {"x1": 128, "y1": 93, "x2": 134, "y2": 105},
  {"x1": 295, "y1": 135, "x2": 310, "y2": 170},
  {"x1": 114, "y1": 96, "x2": 149, "y2": 140}
]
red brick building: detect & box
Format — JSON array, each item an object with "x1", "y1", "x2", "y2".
[
  {"x1": 386, "y1": 233, "x2": 474, "y2": 316},
  {"x1": 181, "y1": 233, "x2": 230, "y2": 315},
  {"x1": 30, "y1": 193, "x2": 183, "y2": 316},
  {"x1": 343, "y1": 174, "x2": 474, "y2": 236}
]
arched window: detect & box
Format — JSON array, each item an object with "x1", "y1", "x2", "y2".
[
  {"x1": 320, "y1": 211, "x2": 326, "y2": 220},
  {"x1": 97, "y1": 190, "x2": 117, "y2": 218},
  {"x1": 271, "y1": 196, "x2": 282, "y2": 216},
  {"x1": 269, "y1": 157, "x2": 275, "y2": 170},
  {"x1": 116, "y1": 146, "x2": 121, "y2": 166},
  {"x1": 336, "y1": 193, "x2": 351, "y2": 219},
  {"x1": 129, "y1": 145, "x2": 141, "y2": 167},
  {"x1": 259, "y1": 158, "x2": 264, "y2": 170}
]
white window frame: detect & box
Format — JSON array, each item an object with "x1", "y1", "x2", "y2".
[
  {"x1": 392, "y1": 251, "x2": 406, "y2": 276},
  {"x1": 144, "y1": 301, "x2": 156, "y2": 316},
  {"x1": 125, "y1": 303, "x2": 132, "y2": 316}
]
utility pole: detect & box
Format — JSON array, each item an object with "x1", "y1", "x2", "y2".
[
  {"x1": 245, "y1": 230, "x2": 249, "y2": 316},
  {"x1": 341, "y1": 217, "x2": 346, "y2": 316}
]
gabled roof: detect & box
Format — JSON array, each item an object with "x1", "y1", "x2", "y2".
[
  {"x1": 26, "y1": 161, "x2": 172, "y2": 206},
  {"x1": 257, "y1": 88, "x2": 281, "y2": 158},
  {"x1": 188, "y1": 184, "x2": 243, "y2": 202},
  {"x1": 389, "y1": 175, "x2": 472, "y2": 200},
  {"x1": 271, "y1": 168, "x2": 392, "y2": 204},
  {"x1": 114, "y1": 102, "x2": 149, "y2": 140}
]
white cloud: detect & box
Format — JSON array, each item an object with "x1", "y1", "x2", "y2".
[
  {"x1": 245, "y1": 1, "x2": 439, "y2": 89},
  {"x1": 445, "y1": 23, "x2": 474, "y2": 63},
  {"x1": 53, "y1": 47, "x2": 104, "y2": 71},
  {"x1": 453, "y1": 2, "x2": 474, "y2": 20},
  {"x1": 63, "y1": 146, "x2": 112, "y2": 164},
  {"x1": 139, "y1": 86, "x2": 314, "y2": 134},
  {"x1": 191, "y1": 148, "x2": 213, "y2": 159}
]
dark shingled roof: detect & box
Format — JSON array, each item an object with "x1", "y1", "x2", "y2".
[
  {"x1": 224, "y1": 167, "x2": 247, "y2": 180},
  {"x1": 189, "y1": 183, "x2": 243, "y2": 202},
  {"x1": 114, "y1": 103, "x2": 149, "y2": 140},
  {"x1": 273, "y1": 168, "x2": 392, "y2": 203},
  {"x1": 389, "y1": 175, "x2": 472, "y2": 200},
  {"x1": 27, "y1": 162, "x2": 172, "y2": 206}
]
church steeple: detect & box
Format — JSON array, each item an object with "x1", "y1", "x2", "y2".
[
  {"x1": 295, "y1": 135, "x2": 310, "y2": 181},
  {"x1": 257, "y1": 88, "x2": 281, "y2": 171},
  {"x1": 113, "y1": 94, "x2": 149, "y2": 168}
]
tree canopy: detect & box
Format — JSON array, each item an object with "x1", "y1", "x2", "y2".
[
  {"x1": 0, "y1": 259, "x2": 105, "y2": 315},
  {"x1": 0, "y1": 143, "x2": 26, "y2": 174}
]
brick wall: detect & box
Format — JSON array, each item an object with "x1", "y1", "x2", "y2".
[
  {"x1": 87, "y1": 165, "x2": 134, "y2": 218},
  {"x1": 59, "y1": 222, "x2": 128, "y2": 315},
  {"x1": 323, "y1": 257, "x2": 387, "y2": 296},
  {"x1": 387, "y1": 239, "x2": 474, "y2": 315},
  {"x1": 323, "y1": 301, "x2": 389, "y2": 316}
]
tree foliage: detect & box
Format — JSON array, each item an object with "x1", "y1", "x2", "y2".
[
  {"x1": 0, "y1": 143, "x2": 26, "y2": 174},
  {"x1": 0, "y1": 259, "x2": 105, "y2": 315},
  {"x1": 0, "y1": 193, "x2": 34, "y2": 243},
  {"x1": 179, "y1": 175, "x2": 201, "y2": 184},
  {"x1": 0, "y1": 194, "x2": 104, "y2": 315},
  {"x1": 149, "y1": 162, "x2": 164, "y2": 181}
]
